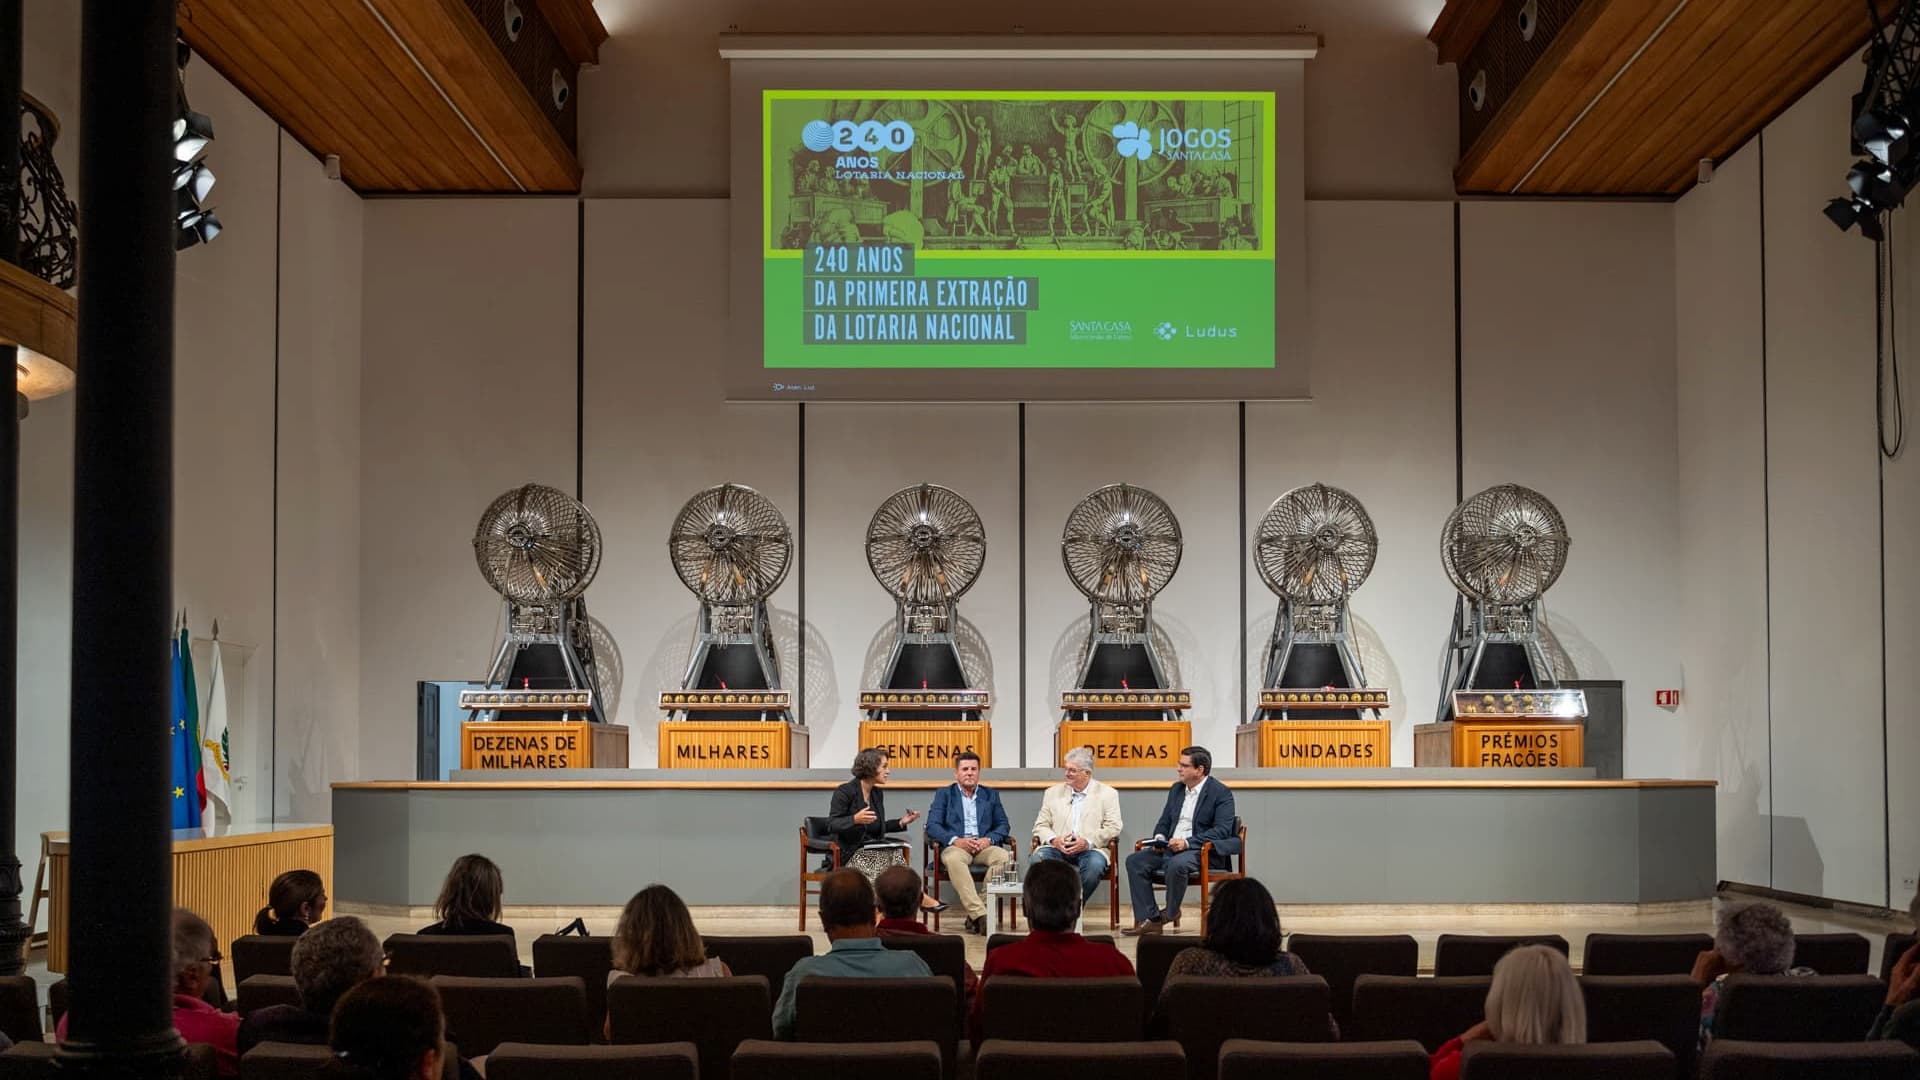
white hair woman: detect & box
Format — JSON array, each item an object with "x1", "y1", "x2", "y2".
[
  {"x1": 1693, "y1": 900, "x2": 1813, "y2": 1047},
  {"x1": 1428, "y1": 944, "x2": 1586, "y2": 1080}
]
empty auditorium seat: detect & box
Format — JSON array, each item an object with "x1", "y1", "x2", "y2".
[
  {"x1": 382, "y1": 933, "x2": 519, "y2": 978},
  {"x1": 976, "y1": 1039, "x2": 1185, "y2": 1079},
  {"x1": 238, "y1": 1042, "x2": 332, "y2": 1079},
  {"x1": 794, "y1": 977, "x2": 957, "y2": 1077},
  {"x1": 1216, "y1": 1038, "x2": 1429, "y2": 1080},
  {"x1": 1579, "y1": 973, "x2": 1703, "y2": 1077},
  {"x1": 1286, "y1": 933, "x2": 1420, "y2": 1034},
  {"x1": 1581, "y1": 932, "x2": 1713, "y2": 976},
  {"x1": 1161, "y1": 976, "x2": 1334, "y2": 1080},
  {"x1": 0, "y1": 976, "x2": 39, "y2": 1042},
  {"x1": 3, "y1": 1042, "x2": 215, "y2": 1080},
  {"x1": 1433, "y1": 934, "x2": 1570, "y2": 976},
  {"x1": 1350, "y1": 975, "x2": 1492, "y2": 1052},
  {"x1": 731, "y1": 1039, "x2": 943, "y2": 1080},
  {"x1": 236, "y1": 974, "x2": 302, "y2": 1016},
  {"x1": 1791, "y1": 932, "x2": 1872, "y2": 974},
  {"x1": 230, "y1": 935, "x2": 300, "y2": 983},
  {"x1": 880, "y1": 933, "x2": 968, "y2": 1004},
  {"x1": 702, "y1": 934, "x2": 812, "y2": 994},
  {"x1": 485, "y1": 1040, "x2": 697, "y2": 1080},
  {"x1": 1134, "y1": 935, "x2": 1191, "y2": 1017},
  {"x1": 982, "y1": 976, "x2": 1143, "y2": 1042},
  {"x1": 1459, "y1": 1040, "x2": 1674, "y2": 1079},
  {"x1": 1712, "y1": 973, "x2": 1887, "y2": 1042},
  {"x1": 531, "y1": 934, "x2": 613, "y2": 1042},
  {"x1": 1887, "y1": 932, "x2": 1918, "y2": 982},
  {"x1": 430, "y1": 975, "x2": 591, "y2": 1056},
  {"x1": 986, "y1": 932, "x2": 1116, "y2": 954},
  {"x1": 1698, "y1": 1037, "x2": 1920, "y2": 1078},
  {"x1": 606, "y1": 975, "x2": 771, "y2": 1080}
]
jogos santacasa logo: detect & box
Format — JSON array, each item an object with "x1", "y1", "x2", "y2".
[
  {"x1": 801, "y1": 119, "x2": 917, "y2": 153},
  {"x1": 1110, "y1": 120, "x2": 1235, "y2": 161}
]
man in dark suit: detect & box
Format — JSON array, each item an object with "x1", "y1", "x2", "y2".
[
  {"x1": 1121, "y1": 745, "x2": 1238, "y2": 936},
  {"x1": 926, "y1": 751, "x2": 1012, "y2": 934}
]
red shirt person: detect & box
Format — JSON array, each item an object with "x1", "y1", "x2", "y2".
[
  {"x1": 968, "y1": 859, "x2": 1134, "y2": 1042},
  {"x1": 873, "y1": 866, "x2": 980, "y2": 1000},
  {"x1": 58, "y1": 909, "x2": 242, "y2": 1077}
]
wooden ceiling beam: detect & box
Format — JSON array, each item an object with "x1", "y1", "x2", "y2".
[
  {"x1": 1441, "y1": 0, "x2": 1898, "y2": 195},
  {"x1": 178, "y1": 0, "x2": 583, "y2": 193},
  {"x1": 1429, "y1": 0, "x2": 1505, "y2": 66},
  {"x1": 535, "y1": 0, "x2": 608, "y2": 66}
]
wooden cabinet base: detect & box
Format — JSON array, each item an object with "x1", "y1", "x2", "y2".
[
  {"x1": 1056, "y1": 720, "x2": 1192, "y2": 767},
  {"x1": 1235, "y1": 719, "x2": 1390, "y2": 767},
  {"x1": 1413, "y1": 720, "x2": 1584, "y2": 767},
  {"x1": 857, "y1": 720, "x2": 991, "y2": 767},
  {"x1": 462, "y1": 721, "x2": 628, "y2": 770},
  {"x1": 658, "y1": 721, "x2": 808, "y2": 768}
]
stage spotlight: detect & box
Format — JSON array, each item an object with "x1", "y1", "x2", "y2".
[
  {"x1": 1848, "y1": 159, "x2": 1910, "y2": 207},
  {"x1": 175, "y1": 209, "x2": 222, "y2": 251},
  {"x1": 173, "y1": 160, "x2": 215, "y2": 203},
  {"x1": 173, "y1": 110, "x2": 213, "y2": 163},
  {"x1": 1856, "y1": 107, "x2": 1912, "y2": 166}
]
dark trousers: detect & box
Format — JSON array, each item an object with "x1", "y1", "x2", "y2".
[{"x1": 1126, "y1": 846, "x2": 1203, "y2": 923}]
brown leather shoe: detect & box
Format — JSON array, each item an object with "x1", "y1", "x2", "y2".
[{"x1": 1122, "y1": 917, "x2": 1166, "y2": 936}]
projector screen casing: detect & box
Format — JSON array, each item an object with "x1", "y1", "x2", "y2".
[{"x1": 729, "y1": 59, "x2": 1308, "y2": 402}]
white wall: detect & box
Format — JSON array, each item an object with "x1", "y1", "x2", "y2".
[
  {"x1": 1673, "y1": 139, "x2": 1771, "y2": 889},
  {"x1": 274, "y1": 132, "x2": 365, "y2": 823},
  {"x1": 1461, "y1": 201, "x2": 1683, "y2": 776},
  {"x1": 357, "y1": 199, "x2": 579, "y2": 778}
]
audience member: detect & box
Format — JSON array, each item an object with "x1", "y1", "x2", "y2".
[
  {"x1": 1694, "y1": 900, "x2": 1812, "y2": 1046},
  {"x1": 1030, "y1": 746, "x2": 1123, "y2": 903},
  {"x1": 1869, "y1": 881, "x2": 1920, "y2": 1049},
  {"x1": 253, "y1": 869, "x2": 328, "y2": 936},
  {"x1": 417, "y1": 854, "x2": 513, "y2": 940},
  {"x1": 926, "y1": 751, "x2": 1013, "y2": 934},
  {"x1": 828, "y1": 748, "x2": 943, "y2": 912},
  {"x1": 1124, "y1": 745, "x2": 1238, "y2": 936},
  {"x1": 1429, "y1": 944, "x2": 1585, "y2": 1080},
  {"x1": 970, "y1": 859, "x2": 1133, "y2": 1041},
  {"x1": 238, "y1": 915, "x2": 382, "y2": 1054},
  {"x1": 611, "y1": 884, "x2": 730, "y2": 982},
  {"x1": 59, "y1": 908, "x2": 242, "y2": 1076},
  {"x1": 874, "y1": 866, "x2": 979, "y2": 999},
  {"x1": 773, "y1": 868, "x2": 932, "y2": 1039},
  {"x1": 1151, "y1": 877, "x2": 1332, "y2": 1034},
  {"x1": 326, "y1": 976, "x2": 444, "y2": 1080}
]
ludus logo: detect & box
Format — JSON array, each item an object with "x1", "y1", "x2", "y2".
[{"x1": 1155, "y1": 322, "x2": 1239, "y2": 341}]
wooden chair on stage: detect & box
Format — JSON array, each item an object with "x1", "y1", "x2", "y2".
[
  {"x1": 923, "y1": 834, "x2": 1018, "y2": 932},
  {"x1": 1030, "y1": 834, "x2": 1121, "y2": 932},
  {"x1": 797, "y1": 817, "x2": 842, "y2": 931},
  {"x1": 1131, "y1": 818, "x2": 1247, "y2": 937}
]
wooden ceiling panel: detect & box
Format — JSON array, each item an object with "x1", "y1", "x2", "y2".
[
  {"x1": 178, "y1": 0, "x2": 596, "y2": 193},
  {"x1": 1439, "y1": 0, "x2": 1899, "y2": 195}
]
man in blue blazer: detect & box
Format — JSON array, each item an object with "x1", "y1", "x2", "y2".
[
  {"x1": 926, "y1": 751, "x2": 1012, "y2": 934},
  {"x1": 1122, "y1": 745, "x2": 1239, "y2": 935}
]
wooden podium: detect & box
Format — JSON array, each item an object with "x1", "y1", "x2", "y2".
[
  {"x1": 1237, "y1": 688, "x2": 1392, "y2": 767},
  {"x1": 658, "y1": 690, "x2": 808, "y2": 768},
  {"x1": 1413, "y1": 689, "x2": 1587, "y2": 767},
  {"x1": 461, "y1": 721, "x2": 628, "y2": 770},
  {"x1": 1057, "y1": 690, "x2": 1193, "y2": 766},
  {"x1": 857, "y1": 689, "x2": 992, "y2": 766}
]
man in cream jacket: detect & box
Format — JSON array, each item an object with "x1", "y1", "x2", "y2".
[{"x1": 1029, "y1": 745, "x2": 1124, "y2": 902}]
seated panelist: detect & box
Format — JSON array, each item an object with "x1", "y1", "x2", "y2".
[
  {"x1": 1123, "y1": 745, "x2": 1238, "y2": 936},
  {"x1": 1029, "y1": 745, "x2": 1123, "y2": 903},
  {"x1": 926, "y1": 751, "x2": 1012, "y2": 935}
]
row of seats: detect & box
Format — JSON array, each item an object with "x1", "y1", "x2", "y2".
[
  {"x1": 224, "y1": 968, "x2": 1893, "y2": 1080},
  {"x1": 201, "y1": 928, "x2": 1913, "y2": 1047},
  {"x1": 219, "y1": 1037, "x2": 1920, "y2": 1080}
]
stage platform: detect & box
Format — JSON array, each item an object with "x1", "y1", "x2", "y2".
[{"x1": 332, "y1": 768, "x2": 1715, "y2": 909}]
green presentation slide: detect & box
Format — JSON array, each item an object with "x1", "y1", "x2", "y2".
[{"x1": 764, "y1": 90, "x2": 1276, "y2": 369}]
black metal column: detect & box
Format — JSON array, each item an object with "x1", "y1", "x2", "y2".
[
  {"x1": 59, "y1": 1, "x2": 183, "y2": 1074},
  {"x1": 0, "y1": 0, "x2": 24, "y2": 981}
]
